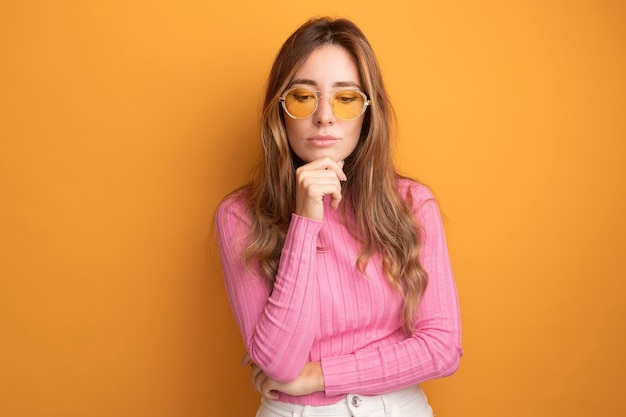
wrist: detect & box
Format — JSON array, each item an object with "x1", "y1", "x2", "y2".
[{"x1": 307, "y1": 362, "x2": 325, "y2": 392}]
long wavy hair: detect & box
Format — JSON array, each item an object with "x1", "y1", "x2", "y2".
[{"x1": 240, "y1": 17, "x2": 428, "y2": 333}]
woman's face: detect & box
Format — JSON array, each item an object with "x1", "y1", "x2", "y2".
[{"x1": 283, "y1": 45, "x2": 366, "y2": 164}]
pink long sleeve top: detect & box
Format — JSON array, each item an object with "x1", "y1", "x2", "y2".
[{"x1": 215, "y1": 178, "x2": 462, "y2": 405}]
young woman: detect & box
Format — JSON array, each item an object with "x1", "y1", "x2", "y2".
[{"x1": 215, "y1": 17, "x2": 462, "y2": 417}]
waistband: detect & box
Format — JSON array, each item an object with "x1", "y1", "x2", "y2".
[{"x1": 261, "y1": 385, "x2": 426, "y2": 416}]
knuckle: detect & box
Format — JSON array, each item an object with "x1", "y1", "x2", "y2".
[{"x1": 301, "y1": 178, "x2": 314, "y2": 190}]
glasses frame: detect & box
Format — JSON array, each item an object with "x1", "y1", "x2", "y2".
[{"x1": 278, "y1": 87, "x2": 370, "y2": 121}]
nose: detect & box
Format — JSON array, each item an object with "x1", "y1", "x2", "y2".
[{"x1": 313, "y1": 95, "x2": 335, "y2": 125}]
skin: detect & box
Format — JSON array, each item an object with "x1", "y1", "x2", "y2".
[
  {"x1": 248, "y1": 44, "x2": 367, "y2": 399},
  {"x1": 244, "y1": 354, "x2": 324, "y2": 400},
  {"x1": 286, "y1": 44, "x2": 365, "y2": 221}
]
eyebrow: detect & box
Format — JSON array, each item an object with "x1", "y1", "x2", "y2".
[{"x1": 290, "y1": 78, "x2": 362, "y2": 89}]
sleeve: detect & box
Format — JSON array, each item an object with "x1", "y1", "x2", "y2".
[
  {"x1": 215, "y1": 197, "x2": 323, "y2": 382},
  {"x1": 320, "y1": 189, "x2": 463, "y2": 395}
]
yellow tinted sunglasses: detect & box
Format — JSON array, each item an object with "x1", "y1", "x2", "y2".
[{"x1": 279, "y1": 87, "x2": 370, "y2": 120}]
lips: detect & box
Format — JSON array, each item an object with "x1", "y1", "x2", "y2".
[{"x1": 308, "y1": 135, "x2": 339, "y2": 147}]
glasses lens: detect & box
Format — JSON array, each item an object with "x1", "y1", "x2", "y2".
[
  {"x1": 284, "y1": 88, "x2": 317, "y2": 118},
  {"x1": 332, "y1": 90, "x2": 366, "y2": 120}
]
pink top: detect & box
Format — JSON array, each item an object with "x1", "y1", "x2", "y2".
[{"x1": 215, "y1": 179, "x2": 462, "y2": 405}]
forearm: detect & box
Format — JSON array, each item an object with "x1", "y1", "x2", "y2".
[
  {"x1": 248, "y1": 215, "x2": 323, "y2": 380},
  {"x1": 323, "y1": 190, "x2": 463, "y2": 395},
  {"x1": 254, "y1": 361, "x2": 326, "y2": 399},
  {"x1": 217, "y1": 202, "x2": 323, "y2": 381},
  {"x1": 321, "y1": 323, "x2": 462, "y2": 395}
]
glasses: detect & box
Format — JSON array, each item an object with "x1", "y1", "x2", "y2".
[{"x1": 279, "y1": 87, "x2": 370, "y2": 120}]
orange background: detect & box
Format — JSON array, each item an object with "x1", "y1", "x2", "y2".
[{"x1": 1, "y1": 1, "x2": 625, "y2": 416}]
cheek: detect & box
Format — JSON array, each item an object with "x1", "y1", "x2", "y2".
[
  {"x1": 348, "y1": 119, "x2": 366, "y2": 143},
  {"x1": 284, "y1": 119, "x2": 306, "y2": 148}
]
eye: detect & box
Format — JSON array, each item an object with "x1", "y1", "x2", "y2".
[
  {"x1": 290, "y1": 89, "x2": 316, "y2": 102},
  {"x1": 294, "y1": 94, "x2": 314, "y2": 102},
  {"x1": 335, "y1": 91, "x2": 361, "y2": 104},
  {"x1": 338, "y1": 96, "x2": 357, "y2": 103}
]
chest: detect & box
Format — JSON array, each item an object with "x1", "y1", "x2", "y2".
[{"x1": 314, "y1": 220, "x2": 403, "y2": 335}]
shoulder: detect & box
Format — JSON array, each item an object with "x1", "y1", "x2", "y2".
[
  {"x1": 396, "y1": 178, "x2": 446, "y2": 242},
  {"x1": 215, "y1": 188, "x2": 251, "y2": 229},
  {"x1": 396, "y1": 177, "x2": 436, "y2": 207}
]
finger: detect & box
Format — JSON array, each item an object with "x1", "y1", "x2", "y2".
[
  {"x1": 241, "y1": 352, "x2": 251, "y2": 366},
  {"x1": 298, "y1": 172, "x2": 344, "y2": 197},
  {"x1": 302, "y1": 180, "x2": 343, "y2": 208},
  {"x1": 260, "y1": 379, "x2": 281, "y2": 400},
  {"x1": 298, "y1": 173, "x2": 342, "y2": 196},
  {"x1": 297, "y1": 157, "x2": 347, "y2": 181},
  {"x1": 296, "y1": 168, "x2": 345, "y2": 186},
  {"x1": 297, "y1": 183, "x2": 343, "y2": 218},
  {"x1": 298, "y1": 173, "x2": 342, "y2": 191},
  {"x1": 330, "y1": 187, "x2": 343, "y2": 209},
  {"x1": 250, "y1": 364, "x2": 263, "y2": 382},
  {"x1": 295, "y1": 168, "x2": 345, "y2": 220},
  {"x1": 251, "y1": 365, "x2": 269, "y2": 393}
]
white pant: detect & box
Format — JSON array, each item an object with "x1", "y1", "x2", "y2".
[{"x1": 256, "y1": 385, "x2": 433, "y2": 417}]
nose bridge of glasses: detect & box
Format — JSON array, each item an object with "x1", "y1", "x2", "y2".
[
  {"x1": 316, "y1": 90, "x2": 334, "y2": 100},
  {"x1": 311, "y1": 91, "x2": 335, "y2": 117},
  {"x1": 310, "y1": 90, "x2": 336, "y2": 108}
]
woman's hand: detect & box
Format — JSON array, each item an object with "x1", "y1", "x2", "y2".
[
  {"x1": 295, "y1": 157, "x2": 347, "y2": 221},
  {"x1": 243, "y1": 354, "x2": 325, "y2": 399}
]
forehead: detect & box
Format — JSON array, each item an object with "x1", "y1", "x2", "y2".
[{"x1": 292, "y1": 44, "x2": 360, "y2": 85}]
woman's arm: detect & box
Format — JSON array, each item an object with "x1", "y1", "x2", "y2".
[
  {"x1": 248, "y1": 359, "x2": 325, "y2": 399},
  {"x1": 215, "y1": 197, "x2": 323, "y2": 382},
  {"x1": 217, "y1": 159, "x2": 345, "y2": 383},
  {"x1": 320, "y1": 191, "x2": 462, "y2": 395}
]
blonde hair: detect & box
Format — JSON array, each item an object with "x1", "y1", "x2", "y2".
[{"x1": 240, "y1": 17, "x2": 427, "y2": 333}]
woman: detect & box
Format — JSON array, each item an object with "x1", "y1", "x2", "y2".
[{"x1": 215, "y1": 17, "x2": 462, "y2": 416}]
